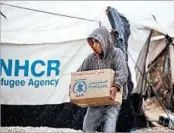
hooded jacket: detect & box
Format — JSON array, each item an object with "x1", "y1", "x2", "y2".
[{"x1": 77, "y1": 27, "x2": 128, "y2": 99}]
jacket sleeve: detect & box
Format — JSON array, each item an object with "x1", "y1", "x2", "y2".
[
  {"x1": 113, "y1": 48, "x2": 128, "y2": 89},
  {"x1": 77, "y1": 56, "x2": 91, "y2": 72}
]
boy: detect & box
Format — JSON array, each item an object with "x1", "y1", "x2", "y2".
[{"x1": 77, "y1": 27, "x2": 128, "y2": 132}]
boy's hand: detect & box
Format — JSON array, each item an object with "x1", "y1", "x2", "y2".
[{"x1": 109, "y1": 86, "x2": 118, "y2": 100}]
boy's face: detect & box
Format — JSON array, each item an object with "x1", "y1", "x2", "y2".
[{"x1": 88, "y1": 39, "x2": 103, "y2": 54}]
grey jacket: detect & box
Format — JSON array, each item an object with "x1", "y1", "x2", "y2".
[{"x1": 77, "y1": 27, "x2": 128, "y2": 99}]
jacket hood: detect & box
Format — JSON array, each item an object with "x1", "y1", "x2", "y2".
[{"x1": 87, "y1": 27, "x2": 114, "y2": 60}]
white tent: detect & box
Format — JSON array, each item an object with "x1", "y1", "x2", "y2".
[
  {"x1": 1, "y1": 1, "x2": 174, "y2": 43},
  {"x1": 1, "y1": 1, "x2": 174, "y2": 105},
  {"x1": 132, "y1": 20, "x2": 174, "y2": 124},
  {"x1": 132, "y1": 19, "x2": 174, "y2": 94}
]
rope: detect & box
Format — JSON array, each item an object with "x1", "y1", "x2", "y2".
[{"x1": 0, "y1": 2, "x2": 101, "y2": 26}]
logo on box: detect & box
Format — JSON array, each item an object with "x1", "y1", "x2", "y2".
[{"x1": 72, "y1": 81, "x2": 87, "y2": 97}]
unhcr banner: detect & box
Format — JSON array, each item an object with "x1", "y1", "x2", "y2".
[{"x1": 0, "y1": 39, "x2": 92, "y2": 105}]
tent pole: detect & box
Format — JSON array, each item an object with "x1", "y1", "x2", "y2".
[{"x1": 169, "y1": 44, "x2": 174, "y2": 84}]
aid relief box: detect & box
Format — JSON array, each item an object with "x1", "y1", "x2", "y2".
[{"x1": 70, "y1": 69, "x2": 122, "y2": 107}]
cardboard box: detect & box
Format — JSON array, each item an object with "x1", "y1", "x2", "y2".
[{"x1": 70, "y1": 69, "x2": 122, "y2": 107}]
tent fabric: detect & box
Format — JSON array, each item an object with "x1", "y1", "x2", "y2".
[
  {"x1": 132, "y1": 29, "x2": 174, "y2": 114},
  {"x1": 140, "y1": 19, "x2": 174, "y2": 38},
  {"x1": 169, "y1": 44, "x2": 174, "y2": 84},
  {"x1": 132, "y1": 20, "x2": 174, "y2": 95},
  {"x1": 0, "y1": 39, "x2": 93, "y2": 105},
  {"x1": 146, "y1": 38, "x2": 167, "y2": 68},
  {"x1": 106, "y1": 6, "x2": 130, "y2": 62},
  {"x1": 1, "y1": 1, "x2": 174, "y2": 86},
  {"x1": 132, "y1": 32, "x2": 152, "y2": 94},
  {"x1": 0, "y1": 2, "x2": 99, "y2": 44}
]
